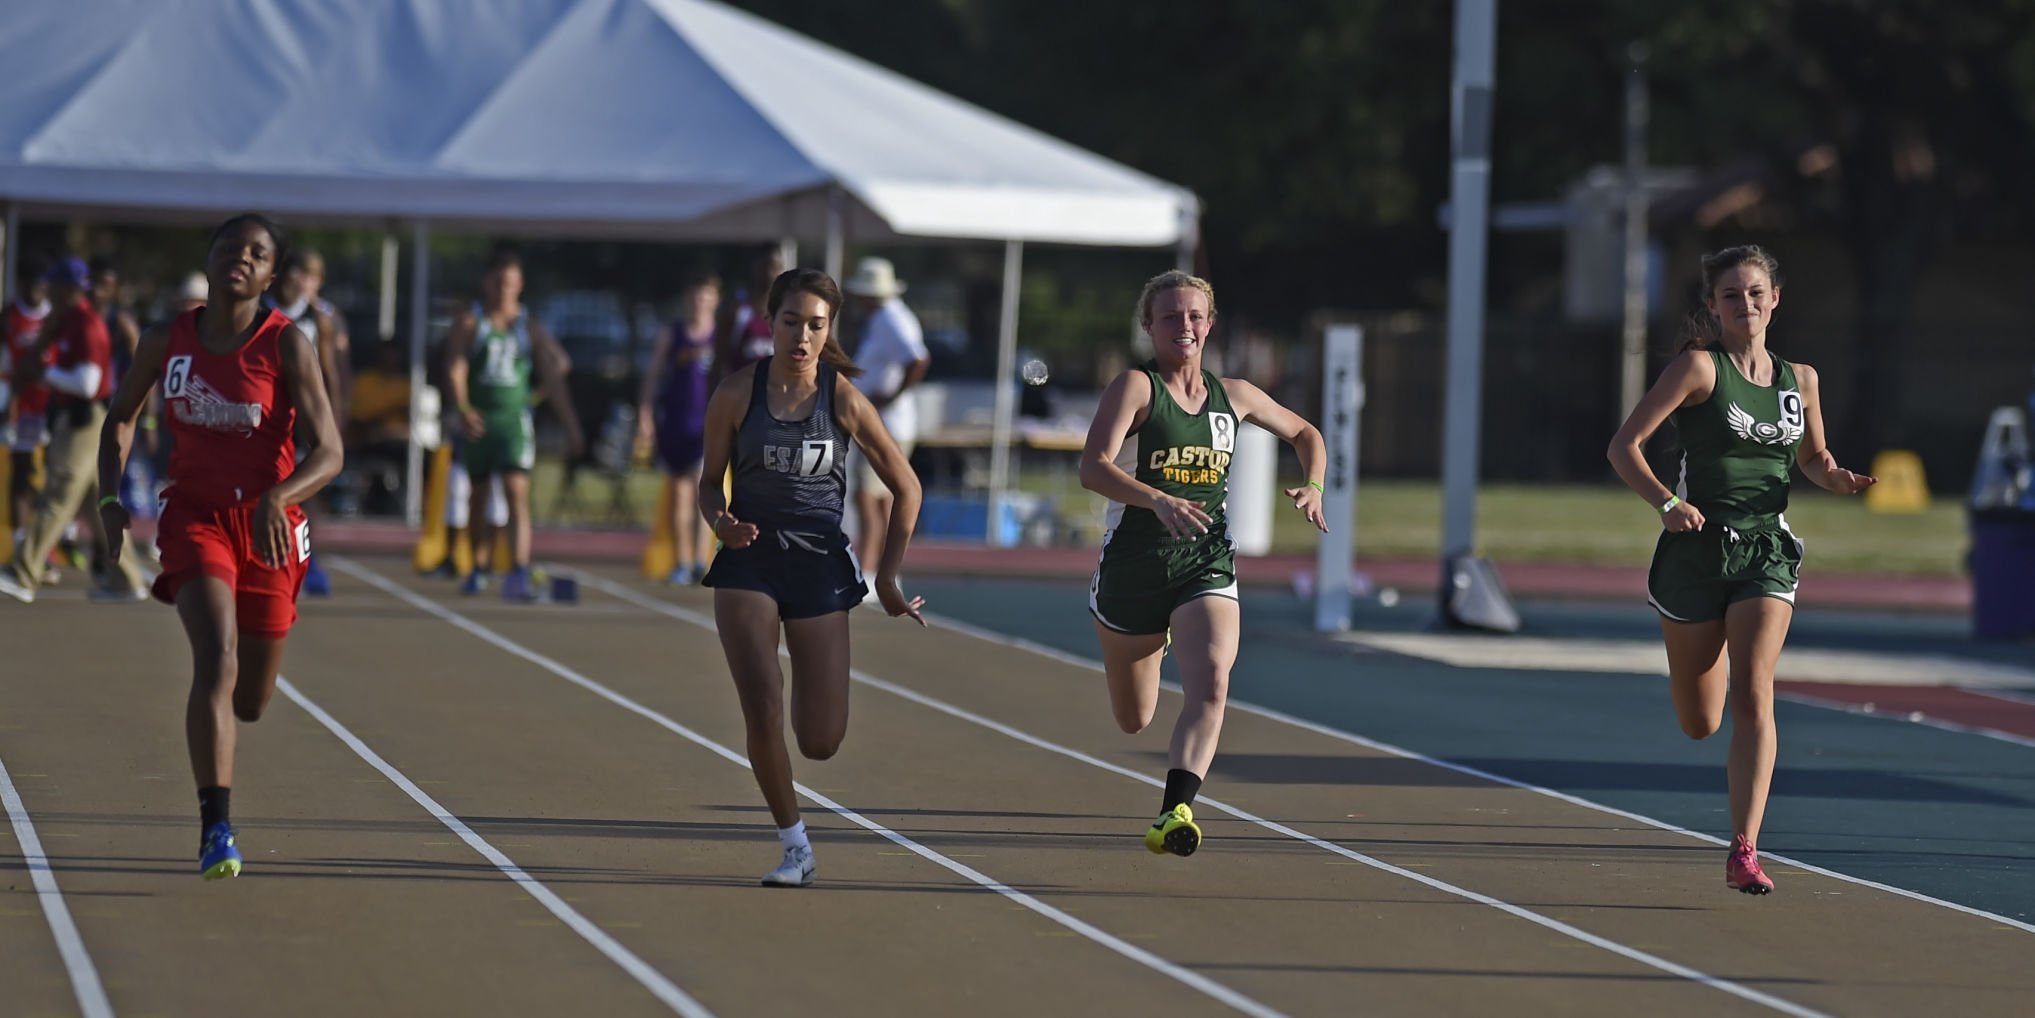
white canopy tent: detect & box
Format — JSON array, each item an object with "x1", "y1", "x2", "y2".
[{"x1": 0, "y1": 0, "x2": 1198, "y2": 532}]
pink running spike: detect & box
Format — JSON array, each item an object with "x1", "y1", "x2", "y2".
[{"x1": 1726, "y1": 835, "x2": 1774, "y2": 894}]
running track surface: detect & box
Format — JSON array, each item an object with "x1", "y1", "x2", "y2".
[{"x1": 1, "y1": 557, "x2": 2031, "y2": 1018}]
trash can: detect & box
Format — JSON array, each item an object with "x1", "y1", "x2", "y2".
[
  {"x1": 1971, "y1": 508, "x2": 2035, "y2": 639},
  {"x1": 1967, "y1": 403, "x2": 2034, "y2": 639}
]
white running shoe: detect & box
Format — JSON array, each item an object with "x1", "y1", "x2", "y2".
[
  {"x1": 0, "y1": 569, "x2": 34, "y2": 604},
  {"x1": 760, "y1": 845, "x2": 815, "y2": 887}
]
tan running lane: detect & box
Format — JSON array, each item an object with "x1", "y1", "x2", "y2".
[
  {"x1": 0, "y1": 743, "x2": 98, "y2": 1018},
  {"x1": 0, "y1": 590, "x2": 692, "y2": 1017},
  {"x1": 307, "y1": 560, "x2": 1266, "y2": 1018},
  {"x1": 351, "y1": 557, "x2": 1789, "y2": 1018},
  {"x1": 575, "y1": 562, "x2": 2035, "y2": 1018}
]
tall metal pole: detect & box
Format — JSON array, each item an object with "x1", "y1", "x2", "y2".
[
  {"x1": 1440, "y1": 0, "x2": 1497, "y2": 564},
  {"x1": 1617, "y1": 42, "x2": 1651, "y2": 419},
  {"x1": 377, "y1": 230, "x2": 399, "y2": 344},
  {"x1": 1, "y1": 203, "x2": 16, "y2": 308},
  {"x1": 403, "y1": 220, "x2": 431, "y2": 528},
  {"x1": 986, "y1": 239, "x2": 1023, "y2": 547},
  {"x1": 824, "y1": 186, "x2": 845, "y2": 282}
]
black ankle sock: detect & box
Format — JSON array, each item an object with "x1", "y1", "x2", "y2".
[
  {"x1": 199, "y1": 787, "x2": 231, "y2": 831},
  {"x1": 1160, "y1": 769, "x2": 1202, "y2": 818}
]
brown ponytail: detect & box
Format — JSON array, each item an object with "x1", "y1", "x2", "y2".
[
  {"x1": 764, "y1": 268, "x2": 864, "y2": 380},
  {"x1": 1676, "y1": 309, "x2": 1721, "y2": 354},
  {"x1": 1672, "y1": 244, "x2": 1784, "y2": 355}
]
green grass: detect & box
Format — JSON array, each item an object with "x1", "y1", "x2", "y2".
[
  {"x1": 522, "y1": 459, "x2": 1968, "y2": 578},
  {"x1": 1264, "y1": 480, "x2": 1967, "y2": 577}
]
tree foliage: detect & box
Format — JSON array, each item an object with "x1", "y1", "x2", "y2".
[{"x1": 735, "y1": 0, "x2": 2035, "y2": 450}]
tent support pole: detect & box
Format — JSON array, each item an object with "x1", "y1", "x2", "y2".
[
  {"x1": 403, "y1": 220, "x2": 431, "y2": 528},
  {"x1": 377, "y1": 228, "x2": 399, "y2": 344},
  {"x1": 824, "y1": 186, "x2": 845, "y2": 281},
  {"x1": 986, "y1": 239, "x2": 1023, "y2": 547},
  {"x1": 1, "y1": 202, "x2": 16, "y2": 308}
]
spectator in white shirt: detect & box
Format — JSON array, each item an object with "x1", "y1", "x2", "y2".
[{"x1": 845, "y1": 258, "x2": 930, "y2": 568}]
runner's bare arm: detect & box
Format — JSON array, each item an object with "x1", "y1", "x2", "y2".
[
  {"x1": 837, "y1": 374, "x2": 921, "y2": 581},
  {"x1": 696, "y1": 368, "x2": 757, "y2": 548},
  {"x1": 443, "y1": 311, "x2": 481, "y2": 436},
  {"x1": 1225, "y1": 377, "x2": 1329, "y2": 532},
  {"x1": 636, "y1": 327, "x2": 674, "y2": 448},
  {"x1": 312, "y1": 306, "x2": 345, "y2": 424},
  {"x1": 1792, "y1": 362, "x2": 1875, "y2": 494},
  {"x1": 530, "y1": 320, "x2": 583, "y2": 457},
  {"x1": 1079, "y1": 369, "x2": 1211, "y2": 537},
  {"x1": 96, "y1": 323, "x2": 171, "y2": 504},
  {"x1": 1609, "y1": 350, "x2": 1715, "y2": 506},
  {"x1": 270, "y1": 324, "x2": 345, "y2": 508}
]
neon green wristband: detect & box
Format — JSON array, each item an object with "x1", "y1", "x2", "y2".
[
  {"x1": 98, "y1": 495, "x2": 121, "y2": 510},
  {"x1": 1307, "y1": 480, "x2": 1324, "y2": 493},
  {"x1": 1658, "y1": 495, "x2": 1681, "y2": 514}
]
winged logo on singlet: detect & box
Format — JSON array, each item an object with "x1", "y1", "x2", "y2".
[
  {"x1": 164, "y1": 356, "x2": 263, "y2": 436},
  {"x1": 1726, "y1": 402, "x2": 1802, "y2": 447}
]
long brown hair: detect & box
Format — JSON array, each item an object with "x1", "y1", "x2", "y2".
[
  {"x1": 1676, "y1": 245, "x2": 1783, "y2": 354},
  {"x1": 764, "y1": 268, "x2": 863, "y2": 379}
]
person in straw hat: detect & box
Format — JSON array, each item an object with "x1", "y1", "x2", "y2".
[{"x1": 844, "y1": 257, "x2": 929, "y2": 570}]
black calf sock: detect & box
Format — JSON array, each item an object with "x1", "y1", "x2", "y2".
[
  {"x1": 1159, "y1": 769, "x2": 1202, "y2": 819},
  {"x1": 199, "y1": 787, "x2": 231, "y2": 832}
]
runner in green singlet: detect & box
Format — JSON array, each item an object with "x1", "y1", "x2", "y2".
[
  {"x1": 443, "y1": 247, "x2": 582, "y2": 601},
  {"x1": 1080, "y1": 271, "x2": 1329, "y2": 857},
  {"x1": 1610, "y1": 245, "x2": 1876, "y2": 895}
]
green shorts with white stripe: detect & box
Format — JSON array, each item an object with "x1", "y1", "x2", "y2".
[{"x1": 1647, "y1": 523, "x2": 1803, "y2": 624}]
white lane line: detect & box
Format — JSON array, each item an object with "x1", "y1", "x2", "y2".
[
  {"x1": 0, "y1": 748, "x2": 115, "y2": 1018},
  {"x1": 916, "y1": 610, "x2": 2035, "y2": 937},
  {"x1": 571, "y1": 573, "x2": 1826, "y2": 1018},
  {"x1": 273, "y1": 676, "x2": 715, "y2": 1018},
  {"x1": 1969, "y1": 688, "x2": 2035, "y2": 707},
  {"x1": 1775, "y1": 690, "x2": 2035, "y2": 751},
  {"x1": 331, "y1": 557, "x2": 1289, "y2": 1018},
  {"x1": 1335, "y1": 631, "x2": 2035, "y2": 688}
]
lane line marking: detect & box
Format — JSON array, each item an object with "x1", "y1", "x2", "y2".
[
  {"x1": 572, "y1": 572, "x2": 1828, "y2": 1017},
  {"x1": 1776, "y1": 691, "x2": 2035, "y2": 751},
  {"x1": 912, "y1": 607, "x2": 2035, "y2": 937},
  {"x1": 333, "y1": 557, "x2": 1290, "y2": 1018},
  {"x1": 274, "y1": 675, "x2": 716, "y2": 1018},
  {"x1": 0, "y1": 748, "x2": 115, "y2": 1018}
]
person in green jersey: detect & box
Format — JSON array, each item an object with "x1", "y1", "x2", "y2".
[
  {"x1": 443, "y1": 247, "x2": 583, "y2": 601},
  {"x1": 1080, "y1": 271, "x2": 1328, "y2": 857},
  {"x1": 1609, "y1": 246, "x2": 1876, "y2": 895}
]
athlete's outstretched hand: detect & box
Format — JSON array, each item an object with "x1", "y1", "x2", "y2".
[
  {"x1": 253, "y1": 492, "x2": 294, "y2": 568},
  {"x1": 712, "y1": 511, "x2": 759, "y2": 550},
  {"x1": 1663, "y1": 500, "x2": 1706, "y2": 533},
  {"x1": 99, "y1": 500, "x2": 132, "y2": 571},
  {"x1": 1827, "y1": 467, "x2": 1877, "y2": 496},
  {"x1": 1285, "y1": 483, "x2": 1329, "y2": 533},
  {"x1": 875, "y1": 574, "x2": 926, "y2": 627},
  {"x1": 1152, "y1": 494, "x2": 1213, "y2": 540}
]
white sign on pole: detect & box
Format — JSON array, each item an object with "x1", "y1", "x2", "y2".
[
  {"x1": 1315, "y1": 325, "x2": 1363, "y2": 632},
  {"x1": 1225, "y1": 423, "x2": 1276, "y2": 556}
]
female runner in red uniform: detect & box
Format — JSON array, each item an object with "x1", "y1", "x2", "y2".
[{"x1": 97, "y1": 213, "x2": 343, "y2": 880}]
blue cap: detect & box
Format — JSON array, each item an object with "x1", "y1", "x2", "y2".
[{"x1": 45, "y1": 257, "x2": 88, "y2": 289}]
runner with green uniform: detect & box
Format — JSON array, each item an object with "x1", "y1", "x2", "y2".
[
  {"x1": 1081, "y1": 271, "x2": 1329, "y2": 858},
  {"x1": 1646, "y1": 348, "x2": 1805, "y2": 622},
  {"x1": 463, "y1": 306, "x2": 536, "y2": 478},
  {"x1": 1610, "y1": 245, "x2": 1876, "y2": 896},
  {"x1": 1089, "y1": 359, "x2": 1240, "y2": 636},
  {"x1": 444, "y1": 248, "x2": 581, "y2": 601}
]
